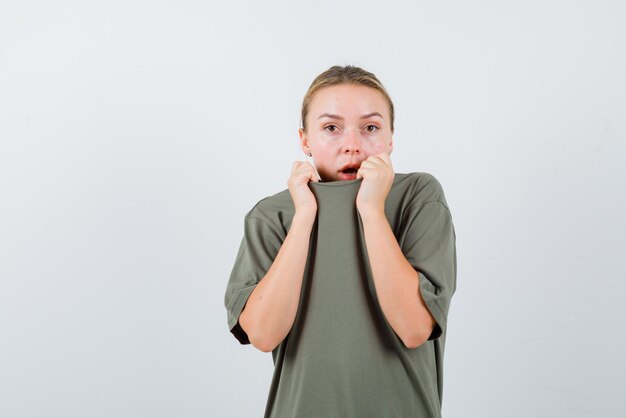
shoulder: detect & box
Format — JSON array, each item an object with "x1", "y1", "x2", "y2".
[
  {"x1": 244, "y1": 187, "x2": 295, "y2": 233},
  {"x1": 392, "y1": 172, "x2": 450, "y2": 209}
]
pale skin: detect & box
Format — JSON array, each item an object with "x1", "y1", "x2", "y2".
[{"x1": 239, "y1": 84, "x2": 436, "y2": 352}]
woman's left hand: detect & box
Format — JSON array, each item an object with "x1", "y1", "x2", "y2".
[{"x1": 356, "y1": 152, "x2": 394, "y2": 217}]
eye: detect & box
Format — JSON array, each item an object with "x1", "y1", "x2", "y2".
[
  {"x1": 365, "y1": 124, "x2": 379, "y2": 133},
  {"x1": 324, "y1": 124, "x2": 339, "y2": 133}
]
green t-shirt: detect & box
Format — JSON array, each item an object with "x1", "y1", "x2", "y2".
[{"x1": 225, "y1": 172, "x2": 457, "y2": 418}]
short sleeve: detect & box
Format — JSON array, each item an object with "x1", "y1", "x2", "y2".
[
  {"x1": 401, "y1": 201, "x2": 457, "y2": 341},
  {"x1": 224, "y1": 214, "x2": 284, "y2": 344}
]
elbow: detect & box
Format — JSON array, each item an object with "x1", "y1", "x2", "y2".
[
  {"x1": 241, "y1": 316, "x2": 280, "y2": 353},
  {"x1": 401, "y1": 333, "x2": 428, "y2": 349},
  {"x1": 402, "y1": 309, "x2": 439, "y2": 349},
  {"x1": 401, "y1": 325, "x2": 434, "y2": 349},
  {"x1": 250, "y1": 337, "x2": 278, "y2": 353},
  {"x1": 248, "y1": 329, "x2": 281, "y2": 352}
]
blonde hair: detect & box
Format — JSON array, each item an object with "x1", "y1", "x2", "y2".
[{"x1": 300, "y1": 65, "x2": 395, "y2": 133}]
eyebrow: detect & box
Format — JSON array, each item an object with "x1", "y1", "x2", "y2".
[{"x1": 318, "y1": 112, "x2": 383, "y2": 120}]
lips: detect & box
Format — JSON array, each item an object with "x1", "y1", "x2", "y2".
[
  {"x1": 338, "y1": 163, "x2": 361, "y2": 174},
  {"x1": 338, "y1": 162, "x2": 362, "y2": 180}
]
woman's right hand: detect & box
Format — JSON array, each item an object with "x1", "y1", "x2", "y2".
[{"x1": 287, "y1": 161, "x2": 319, "y2": 218}]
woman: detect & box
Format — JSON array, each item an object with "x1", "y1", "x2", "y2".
[{"x1": 224, "y1": 65, "x2": 457, "y2": 418}]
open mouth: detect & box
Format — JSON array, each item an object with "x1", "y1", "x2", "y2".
[{"x1": 338, "y1": 165, "x2": 360, "y2": 180}]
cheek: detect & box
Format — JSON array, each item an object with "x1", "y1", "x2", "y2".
[
  {"x1": 311, "y1": 147, "x2": 334, "y2": 164},
  {"x1": 315, "y1": 143, "x2": 336, "y2": 156},
  {"x1": 364, "y1": 141, "x2": 388, "y2": 154}
]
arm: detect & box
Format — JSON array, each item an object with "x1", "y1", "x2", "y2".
[
  {"x1": 239, "y1": 213, "x2": 315, "y2": 352},
  {"x1": 360, "y1": 211, "x2": 436, "y2": 349},
  {"x1": 238, "y1": 161, "x2": 319, "y2": 353},
  {"x1": 355, "y1": 153, "x2": 439, "y2": 349}
]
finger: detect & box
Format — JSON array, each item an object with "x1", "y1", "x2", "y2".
[
  {"x1": 294, "y1": 161, "x2": 319, "y2": 183},
  {"x1": 378, "y1": 152, "x2": 393, "y2": 163},
  {"x1": 377, "y1": 152, "x2": 393, "y2": 167},
  {"x1": 299, "y1": 161, "x2": 319, "y2": 181},
  {"x1": 365, "y1": 153, "x2": 392, "y2": 171},
  {"x1": 359, "y1": 160, "x2": 379, "y2": 170},
  {"x1": 305, "y1": 161, "x2": 321, "y2": 182},
  {"x1": 357, "y1": 159, "x2": 389, "y2": 179},
  {"x1": 356, "y1": 163, "x2": 372, "y2": 179},
  {"x1": 362, "y1": 155, "x2": 385, "y2": 167},
  {"x1": 292, "y1": 161, "x2": 312, "y2": 175},
  {"x1": 292, "y1": 160, "x2": 306, "y2": 175},
  {"x1": 306, "y1": 163, "x2": 320, "y2": 182}
]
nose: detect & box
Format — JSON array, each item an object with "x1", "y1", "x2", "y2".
[{"x1": 342, "y1": 128, "x2": 361, "y2": 154}]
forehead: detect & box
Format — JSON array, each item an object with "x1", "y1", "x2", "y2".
[{"x1": 309, "y1": 84, "x2": 389, "y2": 118}]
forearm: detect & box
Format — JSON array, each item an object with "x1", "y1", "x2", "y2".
[
  {"x1": 360, "y1": 210, "x2": 436, "y2": 349},
  {"x1": 239, "y1": 213, "x2": 315, "y2": 352}
]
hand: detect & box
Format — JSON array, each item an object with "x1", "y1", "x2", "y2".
[
  {"x1": 287, "y1": 161, "x2": 319, "y2": 218},
  {"x1": 356, "y1": 152, "x2": 394, "y2": 217}
]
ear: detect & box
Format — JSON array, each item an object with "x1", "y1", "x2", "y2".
[
  {"x1": 387, "y1": 134, "x2": 394, "y2": 155},
  {"x1": 298, "y1": 127, "x2": 311, "y2": 155}
]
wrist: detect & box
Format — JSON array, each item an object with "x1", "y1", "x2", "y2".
[
  {"x1": 293, "y1": 210, "x2": 316, "y2": 225},
  {"x1": 357, "y1": 205, "x2": 386, "y2": 220}
]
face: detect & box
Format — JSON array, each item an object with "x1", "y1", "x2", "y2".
[{"x1": 298, "y1": 84, "x2": 393, "y2": 182}]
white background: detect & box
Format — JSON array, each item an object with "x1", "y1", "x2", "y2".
[{"x1": 1, "y1": 1, "x2": 624, "y2": 417}]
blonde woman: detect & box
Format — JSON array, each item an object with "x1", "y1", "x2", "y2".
[{"x1": 225, "y1": 65, "x2": 457, "y2": 418}]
